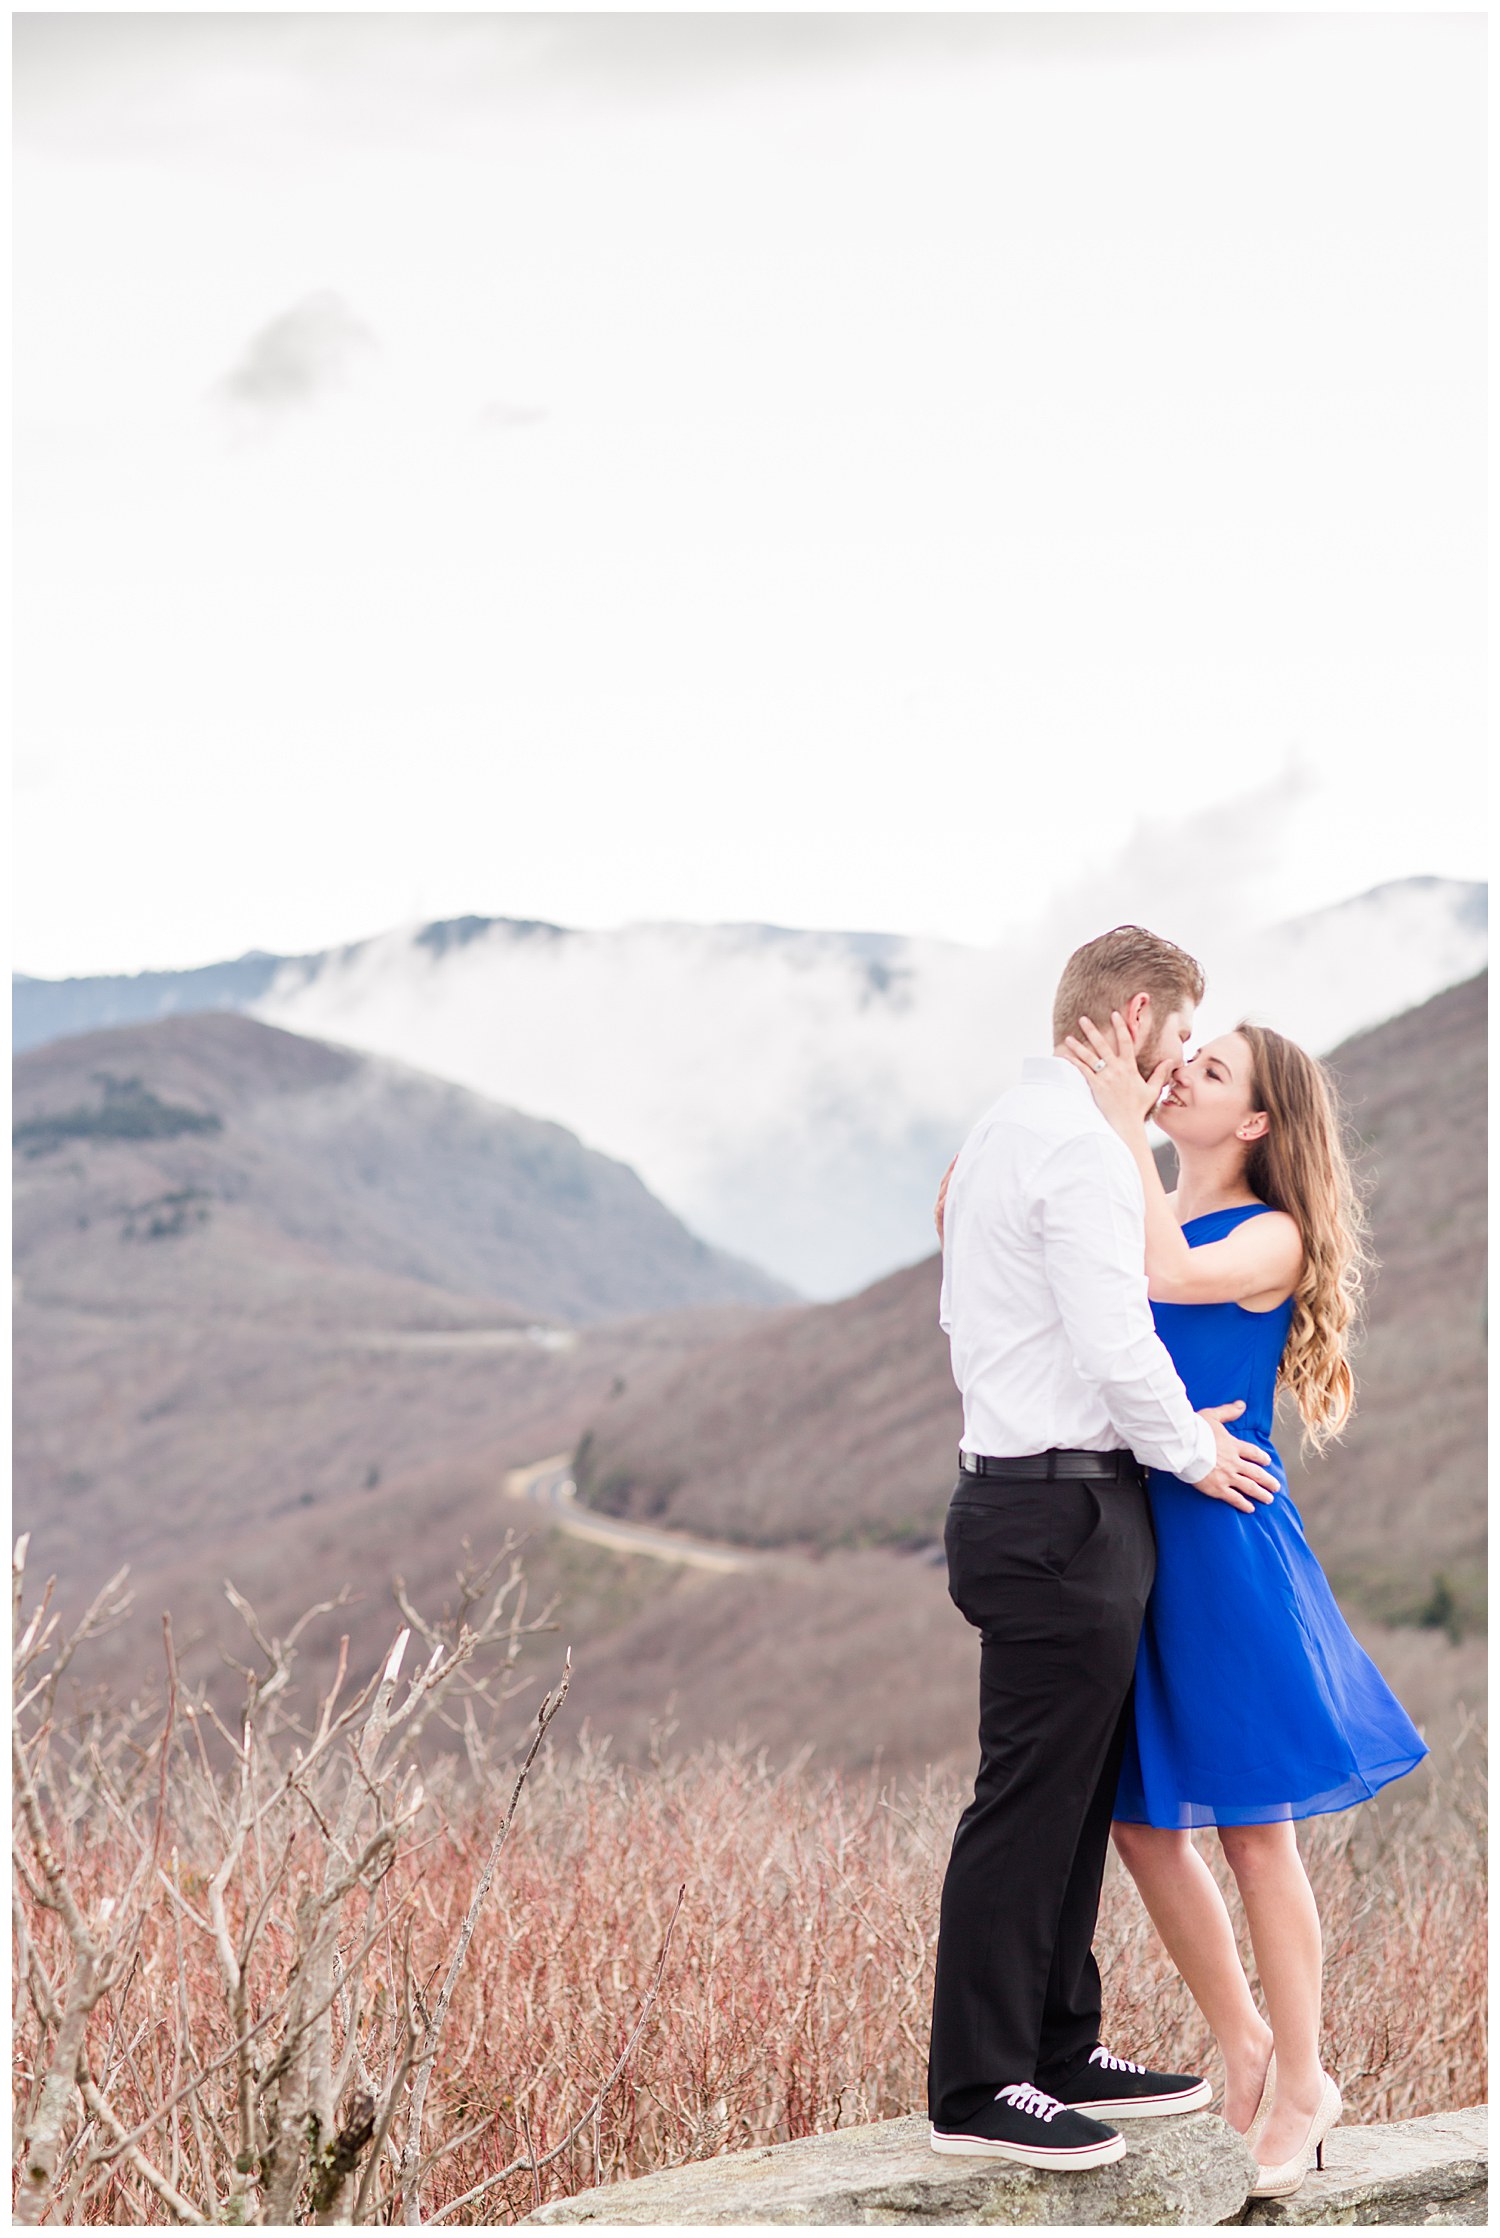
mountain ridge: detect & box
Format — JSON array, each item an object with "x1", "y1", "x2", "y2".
[{"x1": 14, "y1": 876, "x2": 1487, "y2": 1298}]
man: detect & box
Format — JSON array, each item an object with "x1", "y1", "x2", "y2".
[{"x1": 927, "y1": 925, "x2": 1278, "y2": 2171}]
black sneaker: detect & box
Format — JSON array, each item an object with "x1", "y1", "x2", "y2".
[
  {"x1": 1045, "y1": 2043, "x2": 1212, "y2": 2118},
  {"x1": 930, "y1": 2082, "x2": 1126, "y2": 2170}
]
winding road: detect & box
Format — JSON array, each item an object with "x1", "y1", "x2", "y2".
[{"x1": 503, "y1": 1454, "x2": 763, "y2": 1574}]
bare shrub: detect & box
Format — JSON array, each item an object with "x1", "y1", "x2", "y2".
[{"x1": 11, "y1": 1534, "x2": 644, "y2": 2225}]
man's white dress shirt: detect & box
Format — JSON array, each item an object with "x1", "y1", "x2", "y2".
[{"x1": 939, "y1": 1056, "x2": 1217, "y2": 1484}]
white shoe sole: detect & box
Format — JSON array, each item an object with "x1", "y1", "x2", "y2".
[
  {"x1": 1066, "y1": 2079, "x2": 1213, "y2": 2118},
  {"x1": 929, "y1": 2125, "x2": 1127, "y2": 2170}
]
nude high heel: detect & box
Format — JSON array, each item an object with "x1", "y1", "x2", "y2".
[
  {"x1": 1242, "y1": 2051, "x2": 1276, "y2": 2149},
  {"x1": 1247, "y1": 2071, "x2": 1341, "y2": 2200}
]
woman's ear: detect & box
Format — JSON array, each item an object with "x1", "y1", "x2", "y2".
[{"x1": 1237, "y1": 1110, "x2": 1271, "y2": 1144}]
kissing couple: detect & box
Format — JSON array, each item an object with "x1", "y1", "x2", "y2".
[{"x1": 926, "y1": 925, "x2": 1426, "y2": 2201}]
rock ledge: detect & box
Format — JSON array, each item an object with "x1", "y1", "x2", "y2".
[{"x1": 523, "y1": 2104, "x2": 1487, "y2": 2227}]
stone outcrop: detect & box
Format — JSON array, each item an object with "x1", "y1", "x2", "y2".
[
  {"x1": 526, "y1": 2108, "x2": 1258, "y2": 2225},
  {"x1": 523, "y1": 2104, "x2": 1487, "y2": 2227}
]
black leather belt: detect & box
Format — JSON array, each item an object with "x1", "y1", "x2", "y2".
[{"x1": 959, "y1": 1447, "x2": 1142, "y2": 1481}]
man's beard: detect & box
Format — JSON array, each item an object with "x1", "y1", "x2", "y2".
[{"x1": 1136, "y1": 1027, "x2": 1177, "y2": 1084}]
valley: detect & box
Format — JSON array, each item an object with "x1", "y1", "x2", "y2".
[{"x1": 12, "y1": 967, "x2": 1485, "y2": 1782}]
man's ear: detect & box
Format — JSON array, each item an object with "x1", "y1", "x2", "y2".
[
  {"x1": 1123, "y1": 992, "x2": 1152, "y2": 1044},
  {"x1": 1237, "y1": 1111, "x2": 1271, "y2": 1144}
]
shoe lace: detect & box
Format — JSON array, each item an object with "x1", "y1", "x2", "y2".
[
  {"x1": 1090, "y1": 2046, "x2": 1146, "y2": 2074},
  {"x1": 996, "y1": 2083, "x2": 1065, "y2": 2123}
]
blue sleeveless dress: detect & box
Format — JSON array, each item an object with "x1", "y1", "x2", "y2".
[{"x1": 1115, "y1": 1203, "x2": 1428, "y2": 1829}]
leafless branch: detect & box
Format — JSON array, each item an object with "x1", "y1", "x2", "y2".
[
  {"x1": 427, "y1": 1878, "x2": 686, "y2": 2225},
  {"x1": 397, "y1": 1654, "x2": 571, "y2": 2222}
]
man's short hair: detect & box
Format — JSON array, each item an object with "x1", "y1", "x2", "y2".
[{"x1": 1052, "y1": 926, "x2": 1206, "y2": 1047}]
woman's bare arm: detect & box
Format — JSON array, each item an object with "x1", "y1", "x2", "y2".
[{"x1": 934, "y1": 1155, "x2": 958, "y2": 1245}]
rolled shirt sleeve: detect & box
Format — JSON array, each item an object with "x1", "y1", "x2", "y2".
[{"x1": 1037, "y1": 1131, "x2": 1217, "y2": 1483}]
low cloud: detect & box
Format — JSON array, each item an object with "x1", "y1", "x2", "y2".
[
  {"x1": 1027, "y1": 756, "x2": 1316, "y2": 980},
  {"x1": 213, "y1": 290, "x2": 377, "y2": 423}
]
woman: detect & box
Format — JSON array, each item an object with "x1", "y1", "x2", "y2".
[{"x1": 1059, "y1": 1008, "x2": 1427, "y2": 2201}]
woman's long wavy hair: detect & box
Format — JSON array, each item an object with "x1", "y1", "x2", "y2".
[{"x1": 1236, "y1": 1022, "x2": 1373, "y2": 1450}]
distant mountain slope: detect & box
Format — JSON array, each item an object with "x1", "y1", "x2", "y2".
[
  {"x1": 13, "y1": 951, "x2": 289, "y2": 1052},
  {"x1": 12, "y1": 1287, "x2": 762, "y2": 1651},
  {"x1": 13, "y1": 1011, "x2": 788, "y2": 1327},
  {"x1": 1306, "y1": 969, "x2": 1487, "y2": 1630},
  {"x1": 13, "y1": 878, "x2": 1486, "y2": 1298},
  {"x1": 574, "y1": 973, "x2": 1487, "y2": 1637},
  {"x1": 573, "y1": 1258, "x2": 950, "y2": 1551}
]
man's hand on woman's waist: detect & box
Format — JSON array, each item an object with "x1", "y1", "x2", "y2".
[{"x1": 1187, "y1": 1401, "x2": 1278, "y2": 1513}]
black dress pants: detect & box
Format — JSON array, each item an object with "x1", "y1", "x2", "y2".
[{"x1": 927, "y1": 1464, "x2": 1156, "y2": 2127}]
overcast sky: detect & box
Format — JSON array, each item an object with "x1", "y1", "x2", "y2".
[{"x1": 13, "y1": 12, "x2": 1485, "y2": 980}]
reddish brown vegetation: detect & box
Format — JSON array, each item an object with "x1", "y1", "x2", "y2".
[{"x1": 14, "y1": 1544, "x2": 1486, "y2": 2225}]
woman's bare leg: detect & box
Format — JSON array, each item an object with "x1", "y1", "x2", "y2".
[
  {"x1": 1111, "y1": 1821, "x2": 1274, "y2": 2131},
  {"x1": 1217, "y1": 1821, "x2": 1325, "y2": 2166}
]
